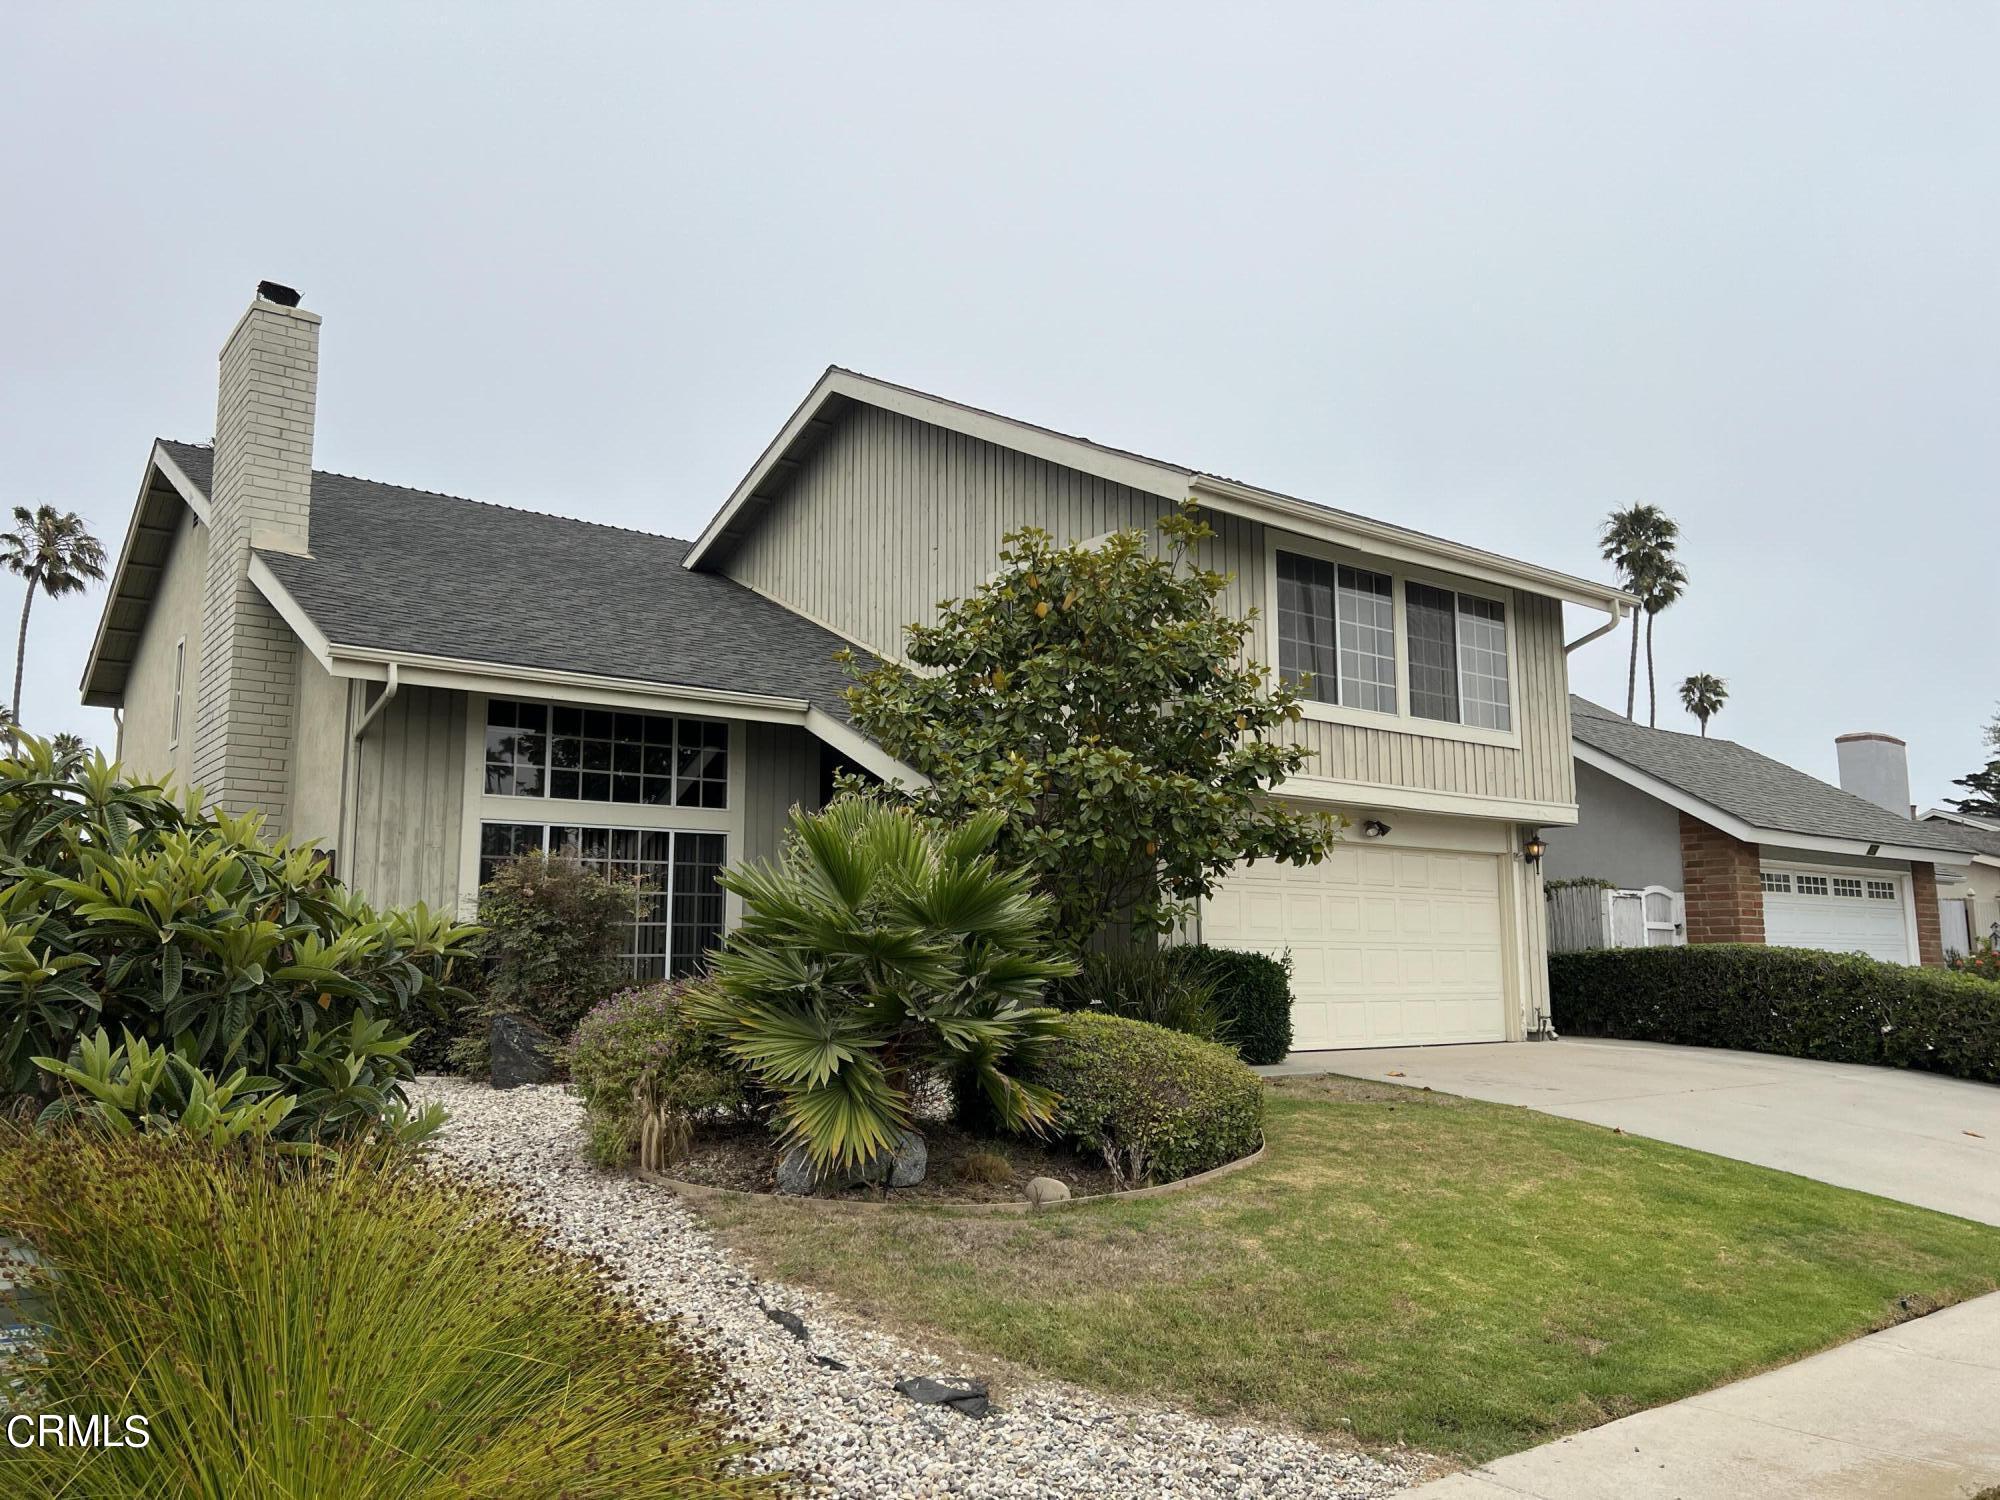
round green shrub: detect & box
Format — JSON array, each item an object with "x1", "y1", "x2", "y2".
[
  {"x1": 1030, "y1": 1012, "x2": 1264, "y2": 1185},
  {"x1": 1180, "y1": 945, "x2": 1294, "y2": 1064},
  {"x1": 565, "y1": 982, "x2": 750, "y2": 1168}
]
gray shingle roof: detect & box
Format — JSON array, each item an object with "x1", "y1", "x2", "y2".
[
  {"x1": 1570, "y1": 696, "x2": 1979, "y2": 855},
  {"x1": 158, "y1": 440, "x2": 863, "y2": 718},
  {"x1": 1923, "y1": 816, "x2": 2000, "y2": 860}
]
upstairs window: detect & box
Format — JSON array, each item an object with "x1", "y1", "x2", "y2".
[
  {"x1": 1276, "y1": 553, "x2": 1396, "y2": 713},
  {"x1": 485, "y1": 699, "x2": 728, "y2": 807},
  {"x1": 1407, "y1": 583, "x2": 1511, "y2": 731}
]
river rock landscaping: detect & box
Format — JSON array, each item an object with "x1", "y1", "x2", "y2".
[{"x1": 414, "y1": 1076, "x2": 1424, "y2": 1500}]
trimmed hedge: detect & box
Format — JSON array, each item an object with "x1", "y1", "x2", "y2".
[
  {"x1": 1181, "y1": 945, "x2": 1294, "y2": 1064},
  {"x1": 1030, "y1": 1012, "x2": 1265, "y2": 1185},
  {"x1": 1552, "y1": 945, "x2": 2000, "y2": 1083}
]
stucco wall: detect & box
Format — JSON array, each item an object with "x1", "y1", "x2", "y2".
[
  {"x1": 1539, "y1": 761, "x2": 1684, "y2": 889},
  {"x1": 116, "y1": 506, "x2": 206, "y2": 791},
  {"x1": 721, "y1": 402, "x2": 1576, "y2": 812}
]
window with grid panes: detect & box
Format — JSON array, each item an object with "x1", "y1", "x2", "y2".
[
  {"x1": 479, "y1": 822, "x2": 726, "y2": 980},
  {"x1": 485, "y1": 699, "x2": 728, "y2": 808}
]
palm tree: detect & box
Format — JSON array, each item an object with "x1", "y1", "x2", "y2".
[
  {"x1": 1598, "y1": 505, "x2": 1680, "y2": 719},
  {"x1": 1678, "y1": 673, "x2": 1728, "y2": 736},
  {"x1": 1641, "y1": 557, "x2": 1688, "y2": 727},
  {"x1": 49, "y1": 731, "x2": 87, "y2": 765},
  {"x1": 2, "y1": 505, "x2": 108, "y2": 720}
]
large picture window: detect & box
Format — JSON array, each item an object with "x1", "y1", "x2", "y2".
[
  {"x1": 478, "y1": 822, "x2": 726, "y2": 980},
  {"x1": 485, "y1": 699, "x2": 729, "y2": 808},
  {"x1": 1276, "y1": 552, "x2": 1396, "y2": 713}
]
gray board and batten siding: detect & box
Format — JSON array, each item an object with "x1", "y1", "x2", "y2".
[{"x1": 715, "y1": 400, "x2": 1574, "y2": 811}]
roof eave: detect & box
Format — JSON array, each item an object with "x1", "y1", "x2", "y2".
[
  {"x1": 79, "y1": 441, "x2": 213, "y2": 708},
  {"x1": 683, "y1": 367, "x2": 1192, "y2": 572},
  {"x1": 1190, "y1": 475, "x2": 1636, "y2": 613},
  {"x1": 1574, "y1": 740, "x2": 1977, "y2": 867},
  {"x1": 249, "y1": 562, "x2": 924, "y2": 788},
  {"x1": 685, "y1": 370, "x2": 1633, "y2": 616}
]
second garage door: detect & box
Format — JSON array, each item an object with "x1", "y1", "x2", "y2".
[
  {"x1": 1759, "y1": 867, "x2": 1913, "y2": 964},
  {"x1": 1202, "y1": 843, "x2": 1510, "y2": 1051}
]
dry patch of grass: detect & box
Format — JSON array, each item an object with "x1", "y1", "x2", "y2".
[{"x1": 693, "y1": 1079, "x2": 2000, "y2": 1463}]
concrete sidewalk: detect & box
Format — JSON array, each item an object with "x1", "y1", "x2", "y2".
[{"x1": 1405, "y1": 1290, "x2": 2000, "y2": 1499}]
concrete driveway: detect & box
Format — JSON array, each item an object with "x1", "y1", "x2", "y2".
[{"x1": 1268, "y1": 1036, "x2": 2000, "y2": 1225}]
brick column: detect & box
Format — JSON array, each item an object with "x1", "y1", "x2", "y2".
[
  {"x1": 1678, "y1": 812, "x2": 1766, "y2": 945},
  {"x1": 191, "y1": 289, "x2": 318, "y2": 824},
  {"x1": 1910, "y1": 863, "x2": 1945, "y2": 967}
]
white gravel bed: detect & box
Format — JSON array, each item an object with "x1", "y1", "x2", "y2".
[{"x1": 413, "y1": 1076, "x2": 1424, "y2": 1500}]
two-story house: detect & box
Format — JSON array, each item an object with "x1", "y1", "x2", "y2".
[{"x1": 82, "y1": 283, "x2": 1632, "y2": 1051}]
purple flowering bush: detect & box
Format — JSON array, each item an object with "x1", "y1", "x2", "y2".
[{"x1": 565, "y1": 983, "x2": 752, "y2": 1169}]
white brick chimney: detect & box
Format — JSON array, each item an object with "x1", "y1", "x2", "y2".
[
  {"x1": 190, "y1": 282, "x2": 319, "y2": 822},
  {"x1": 1835, "y1": 731, "x2": 1913, "y2": 818}
]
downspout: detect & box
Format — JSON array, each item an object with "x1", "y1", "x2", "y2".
[
  {"x1": 353, "y1": 661, "x2": 400, "y2": 740},
  {"x1": 1564, "y1": 600, "x2": 1628, "y2": 655}
]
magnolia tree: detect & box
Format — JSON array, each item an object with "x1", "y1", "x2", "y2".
[{"x1": 842, "y1": 503, "x2": 1343, "y2": 948}]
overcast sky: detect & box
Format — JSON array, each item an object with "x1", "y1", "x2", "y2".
[{"x1": 3, "y1": 3, "x2": 1993, "y2": 805}]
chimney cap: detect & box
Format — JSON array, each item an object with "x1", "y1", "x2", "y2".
[
  {"x1": 256, "y1": 280, "x2": 303, "y2": 308},
  {"x1": 1835, "y1": 731, "x2": 1906, "y2": 747}
]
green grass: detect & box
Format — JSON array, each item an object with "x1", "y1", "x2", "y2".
[{"x1": 696, "y1": 1076, "x2": 2000, "y2": 1462}]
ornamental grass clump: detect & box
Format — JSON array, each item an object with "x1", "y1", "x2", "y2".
[{"x1": 0, "y1": 1128, "x2": 779, "y2": 1499}]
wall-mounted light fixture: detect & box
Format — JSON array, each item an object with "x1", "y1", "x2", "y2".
[
  {"x1": 1522, "y1": 832, "x2": 1547, "y2": 863},
  {"x1": 1361, "y1": 819, "x2": 1392, "y2": 840}
]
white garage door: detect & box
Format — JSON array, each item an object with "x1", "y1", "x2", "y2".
[
  {"x1": 1760, "y1": 868, "x2": 1913, "y2": 964},
  {"x1": 1202, "y1": 844, "x2": 1509, "y2": 1051}
]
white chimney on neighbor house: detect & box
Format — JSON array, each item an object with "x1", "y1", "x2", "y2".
[
  {"x1": 1835, "y1": 731, "x2": 1913, "y2": 818},
  {"x1": 190, "y1": 280, "x2": 319, "y2": 822}
]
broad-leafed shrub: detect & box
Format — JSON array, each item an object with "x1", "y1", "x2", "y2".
[
  {"x1": 565, "y1": 983, "x2": 751, "y2": 1169},
  {"x1": 0, "y1": 1129, "x2": 781, "y2": 1498},
  {"x1": 0, "y1": 735, "x2": 478, "y2": 1102},
  {"x1": 1552, "y1": 944, "x2": 2000, "y2": 1082},
  {"x1": 34, "y1": 1017, "x2": 446, "y2": 1153},
  {"x1": 1181, "y1": 945, "x2": 1294, "y2": 1064},
  {"x1": 450, "y1": 850, "x2": 638, "y2": 1075},
  {"x1": 1029, "y1": 1012, "x2": 1264, "y2": 1185}
]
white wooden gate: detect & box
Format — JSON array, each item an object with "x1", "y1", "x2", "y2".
[{"x1": 1547, "y1": 885, "x2": 1684, "y2": 952}]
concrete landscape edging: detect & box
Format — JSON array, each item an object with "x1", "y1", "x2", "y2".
[{"x1": 634, "y1": 1139, "x2": 1268, "y2": 1216}]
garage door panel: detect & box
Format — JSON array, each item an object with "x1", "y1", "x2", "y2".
[
  {"x1": 1761, "y1": 867, "x2": 1911, "y2": 964},
  {"x1": 1205, "y1": 849, "x2": 1511, "y2": 1051}
]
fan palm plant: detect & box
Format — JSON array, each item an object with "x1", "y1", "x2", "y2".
[
  {"x1": 1679, "y1": 672, "x2": 1728, "y2": 736},
  {"x1": 1598, "y1": 505, "x2": 1680, "y2": 719},
  {"x1": 689, "y1": 798, "x2": 1075, "y2": 1175},
  {"x1": 3, "y1": 504, "x2": 108, "y2": 719}
]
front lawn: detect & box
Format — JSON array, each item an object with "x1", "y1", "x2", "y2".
[{"x1": 695, "y1": 1075, "x2": 2000, "y2": 1462}]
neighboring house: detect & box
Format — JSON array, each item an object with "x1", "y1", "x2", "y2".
[
  {"x1": 1543, "y1": 701, "x2": 1979, "y2": 966},
  {"x1": 1918, "y1": 808, "x2": 2000, "y2": 953},
  {"x1": 82, "y1": 283, "x2": 1632, "y2": 1051}
]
